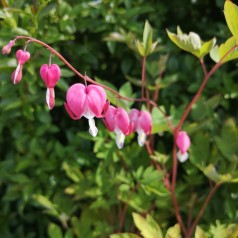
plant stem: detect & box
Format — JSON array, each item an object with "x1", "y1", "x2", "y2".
[
  {"x1": 186, "y1": 183, "x2": 221, "y2": 238},
  {"x1": 11, "y1": 36, "x2": 175, "y2": 131},
  {"x1": 141, "y1": 56, "x2": 147, "y2": 99},
  {"x1": 177, "y1": 45, "x2": 237, "y2": 132},
  {"x1": 170, "y1": 133, "x2": 187, "y2": 235}
]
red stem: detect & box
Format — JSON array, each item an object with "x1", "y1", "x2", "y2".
[
  {"x1": 12, "y1": 36, "x2": 175, "y2": 132},
  {"x1": 177, "y1": 45, "x2": 237, "y2": 132},
  {"x1": 170, "y1": 133, "x2": 187, "y2": 235},
  {"x1": 141, "y1": 56, "x2": 146, "y2": 99},
  {"x1": 171, "y1": 45, "x2": 237, "y2": 237},
  {"x1": 186, "y1": 183, "x2": 221, "y2": 238}
]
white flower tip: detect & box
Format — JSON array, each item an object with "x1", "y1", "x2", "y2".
[
  {"x1": 46, "y1": 88, "x2": 55, "y2": 110},
  {"x1": 88, "y1": 118, "x2": 98, "y2": 137},
  {"x1": 116, "y1": 132, "x2": 125, "y2": 149},
  {"x1": 137, "y1": 132, "x2": 146, "y2": 147},
  {"x1": 13, "y1": 63, "x2": 21, "y2": 84},
  {"x1": 177, "y1": 150, "x2": 189, "y2": 163}
]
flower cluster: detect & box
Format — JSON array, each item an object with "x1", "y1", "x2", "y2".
[
  {"x1": 9, "y1": 46, "x2": 61, "y2": 110},
  {"x1": 64, "y1": 83, "x2": 152, "y2": 149},
  {"x1": 3, "y1": 41, "x2": 191, "y2": 159}
]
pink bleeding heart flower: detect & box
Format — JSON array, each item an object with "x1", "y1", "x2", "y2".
[
  {"x1": 176, "y1": 131, "x2": 191, "y2": 163},
  {"x1": 103, "y1": 105, "x2": 132, "y2": 149},
  {"x1": 40, "y1": 64, "x2": 61, "y2": 110},
  {"x1": 11, "y1": 49, "x2": 30, "y2": 84},
  {"x1": 2, "y1": 40, "x2": 15, "y2": 55},
  {"x1": 11, "y1": 65, "x2": 23, "y2": 84},
  {"x1": 129, "y1": 109, "x2": 152, "y2": 146},
  {"x1": 64, "y1": 83, "x2": 108, "y2": 137}
]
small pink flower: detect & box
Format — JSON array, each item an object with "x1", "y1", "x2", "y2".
[
  {"x1": 129, "y1": 109, "x2": 152, "y2": 146},
  {"x1": 103, "y1": 105, "x2": 132, "y2": 149},
  {"x1": 64, "y1": 83, "x2": 108, "y2": 137},
  {"x1": 176, "y1": 131, "x2": 191, "y2": 163},
  {"x1": 40, "y1": 64, "x2": 61, "y2": 110},
  {"x1": 11, "y1": 49, "x2": 30, "y2": 84},
  {"x1": 2, "y1": 40, "x2": 15, "y2": 54}
]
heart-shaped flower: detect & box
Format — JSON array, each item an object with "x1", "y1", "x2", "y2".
[
  {"x1": 16, "y1": 49, "x2": 30, "y2": 65},
  {"x1": 64, "y1": 83, "x2": 108, "y2": 137},
  {"x1": 176, "y1": 131, "x2": 191, "y2": 163},
  {"x1": 103, "y1": 105, "x2": 132, "y2": 149},
  {"x1": 40, "y1": 63, "x2": 61, "y2": 110},
  {"x1": 11, "y1": 49, "x2": 30, "y2": 84},
  {"x1": 129, "y1": 109, "x2": 152, "y2": 146}
]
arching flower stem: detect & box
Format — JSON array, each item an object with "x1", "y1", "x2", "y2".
[{"x1": 11, "y1": 36, "x2": 175, "y2": 131}]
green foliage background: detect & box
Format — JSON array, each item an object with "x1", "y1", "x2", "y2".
[{"x1": 0, "y1": 0, "x2": 237, "y2": 237}]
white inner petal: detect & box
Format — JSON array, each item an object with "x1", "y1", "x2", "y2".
[
  {"x1": 13, "y1": 63, "x2": 21, "y2": 84},
  {"x1": 88, "y1": 118, "x2": 98, "y2": 137},
  {"x1": 177, "y1": 150, "x2": 189, "y2": 163},
  {"x1": 137, "y1": 131, "x2": 146, "y2": 147},
  {"x1": 46, "y1": 88, "x2": 55, "y2": 109},
  {"x1": 115, "y1": 130, "x2": 125, "y2": 149}
]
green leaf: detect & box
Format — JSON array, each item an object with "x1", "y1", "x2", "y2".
[
  {"x1": 33, "y1": 194, "x2": 59, "y2": 216},
  {"x1": 167, "y1": 27, "x2": 216, "y2": 58},
  {"x1": 143, "y1": 20, "x2": 153, "y2": 51},
  {"x1": 215, "y1": 118, "x2": 238, "y2": 161},
  {"x1": 210, "y1": 36, "x2": 238, "y2": 63},
  {"x1": 203, "y1": 164, "x2": 232, "y2": 183},
  {"x1": 48, "y1": 223, "x2": 63, "y2": 238},
  {"x1": 132, "y1": 213, "x2": 163, "y2": 238},
  {"x1": 151, "y1": 107, "x2": 170, "y2": 134},
  {"x1": 224, "y1": 0, "x2": 238, "y2": 40},
  {"x1": 195, "y1": 226, "x2": 207, "y2": 238},
  {"x1": 165, "y1": 224, "x2": 181, "y2": 238},
  {"x1": 136, "y1": 40, "x2": 145, "y2": 56},
  {"x1": 143, "y1": 20, "x2": 154, "y2": 55},
  {"x1": 110, "y1": 234, "x2": 141, "y2": 238}
]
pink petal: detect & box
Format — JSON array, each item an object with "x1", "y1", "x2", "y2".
[
  {"x1": 16, "y1": 49, "x2": 30, "y2": 65},
  {"x1": 104, "y1": 105, "x2": 116, "y2": 131},
  {"x1": 40, "y1": 64, "x2": 61, "y2": 88},
  {"x1": 86, "y1": 85, "x2": 107, "y2": 117},
  {"x1": 65, "y1": 83, "x2": 86, "y2": 119},
  {"x1": 115, "y1": 108, "x2": 130, "y2": 135},
  {"x1": 176, "y1": 131, "x2": 191, "y2": 154},
  {"x1": 46, "y1": 88, "x2": 55, "y2": 110},
  {"x1": 64, "y1": 102, "x2": 80, "y2": 120},
  {"x1": 129, "y1": 109, "x2": 140, "y2": 132},
  {"x1": 11, "y1": 64, "x2": 23, "y2": 84},
  {"x1": 138, "y1": 111, "x2": 152, "y2": 135}
]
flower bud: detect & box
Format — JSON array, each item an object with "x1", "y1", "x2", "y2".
[{"x1": 2, "y1": 40, "x2": 15, "y2": 55}]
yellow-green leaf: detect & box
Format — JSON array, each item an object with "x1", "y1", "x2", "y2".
[
  {"x1": 167, "y1": 28, "x2": 215, "y2": 58},
  {"x1": 110, "y1": 234, "x2": 141, "y2": 238},
  {"x1": 132, "y1": 213, "x2": 163, "y2": 238},
  {"x1": 136, "y1": 40, "x2": 145, "y2": 56},
  {"x1": 165, "y1": 224, "x2": 181, "y2": 238},
  {"x1": 143, "y1": 20, "x2": 153, "y2": 53},
  {"x1": 210, "y1": 36, "x2": 238, "y2": 63},
  {"x1": 195, "y1": 226, "x2": 207, "y2": 238},
  {"x1": 224, "y1": 0, "x2": 238, "y2": 40}
]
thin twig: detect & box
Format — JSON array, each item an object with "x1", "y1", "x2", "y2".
[{"x1": 186, "y1": 183, "x2": 221, "y2": 238}]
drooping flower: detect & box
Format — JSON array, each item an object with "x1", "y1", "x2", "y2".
[
  {"x1": 40, "y1": 64, "x2": 61, "y2": 110},
  {"x1": 2, "y1": 40, "x2": 15, "y2": 54},
  {"x1": 129, "y1": 109, "x2": 152, "y2": 146},
  {"x1": 11, "y1": 49, "x2": 30, "y2": 84},
  {"x1": 176, "y1": 131, "x2": 191, "y2": 163},
  {"x1": 64, "y1": 83, "x2": 108, "y2": 137},
  {"x1": 103, "y1": 105, "x2": 132, "y2": 149}
]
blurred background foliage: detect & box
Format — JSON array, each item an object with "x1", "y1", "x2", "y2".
[{"x1": 0, "y1": 0, "x2": 238, "y2": 237}]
